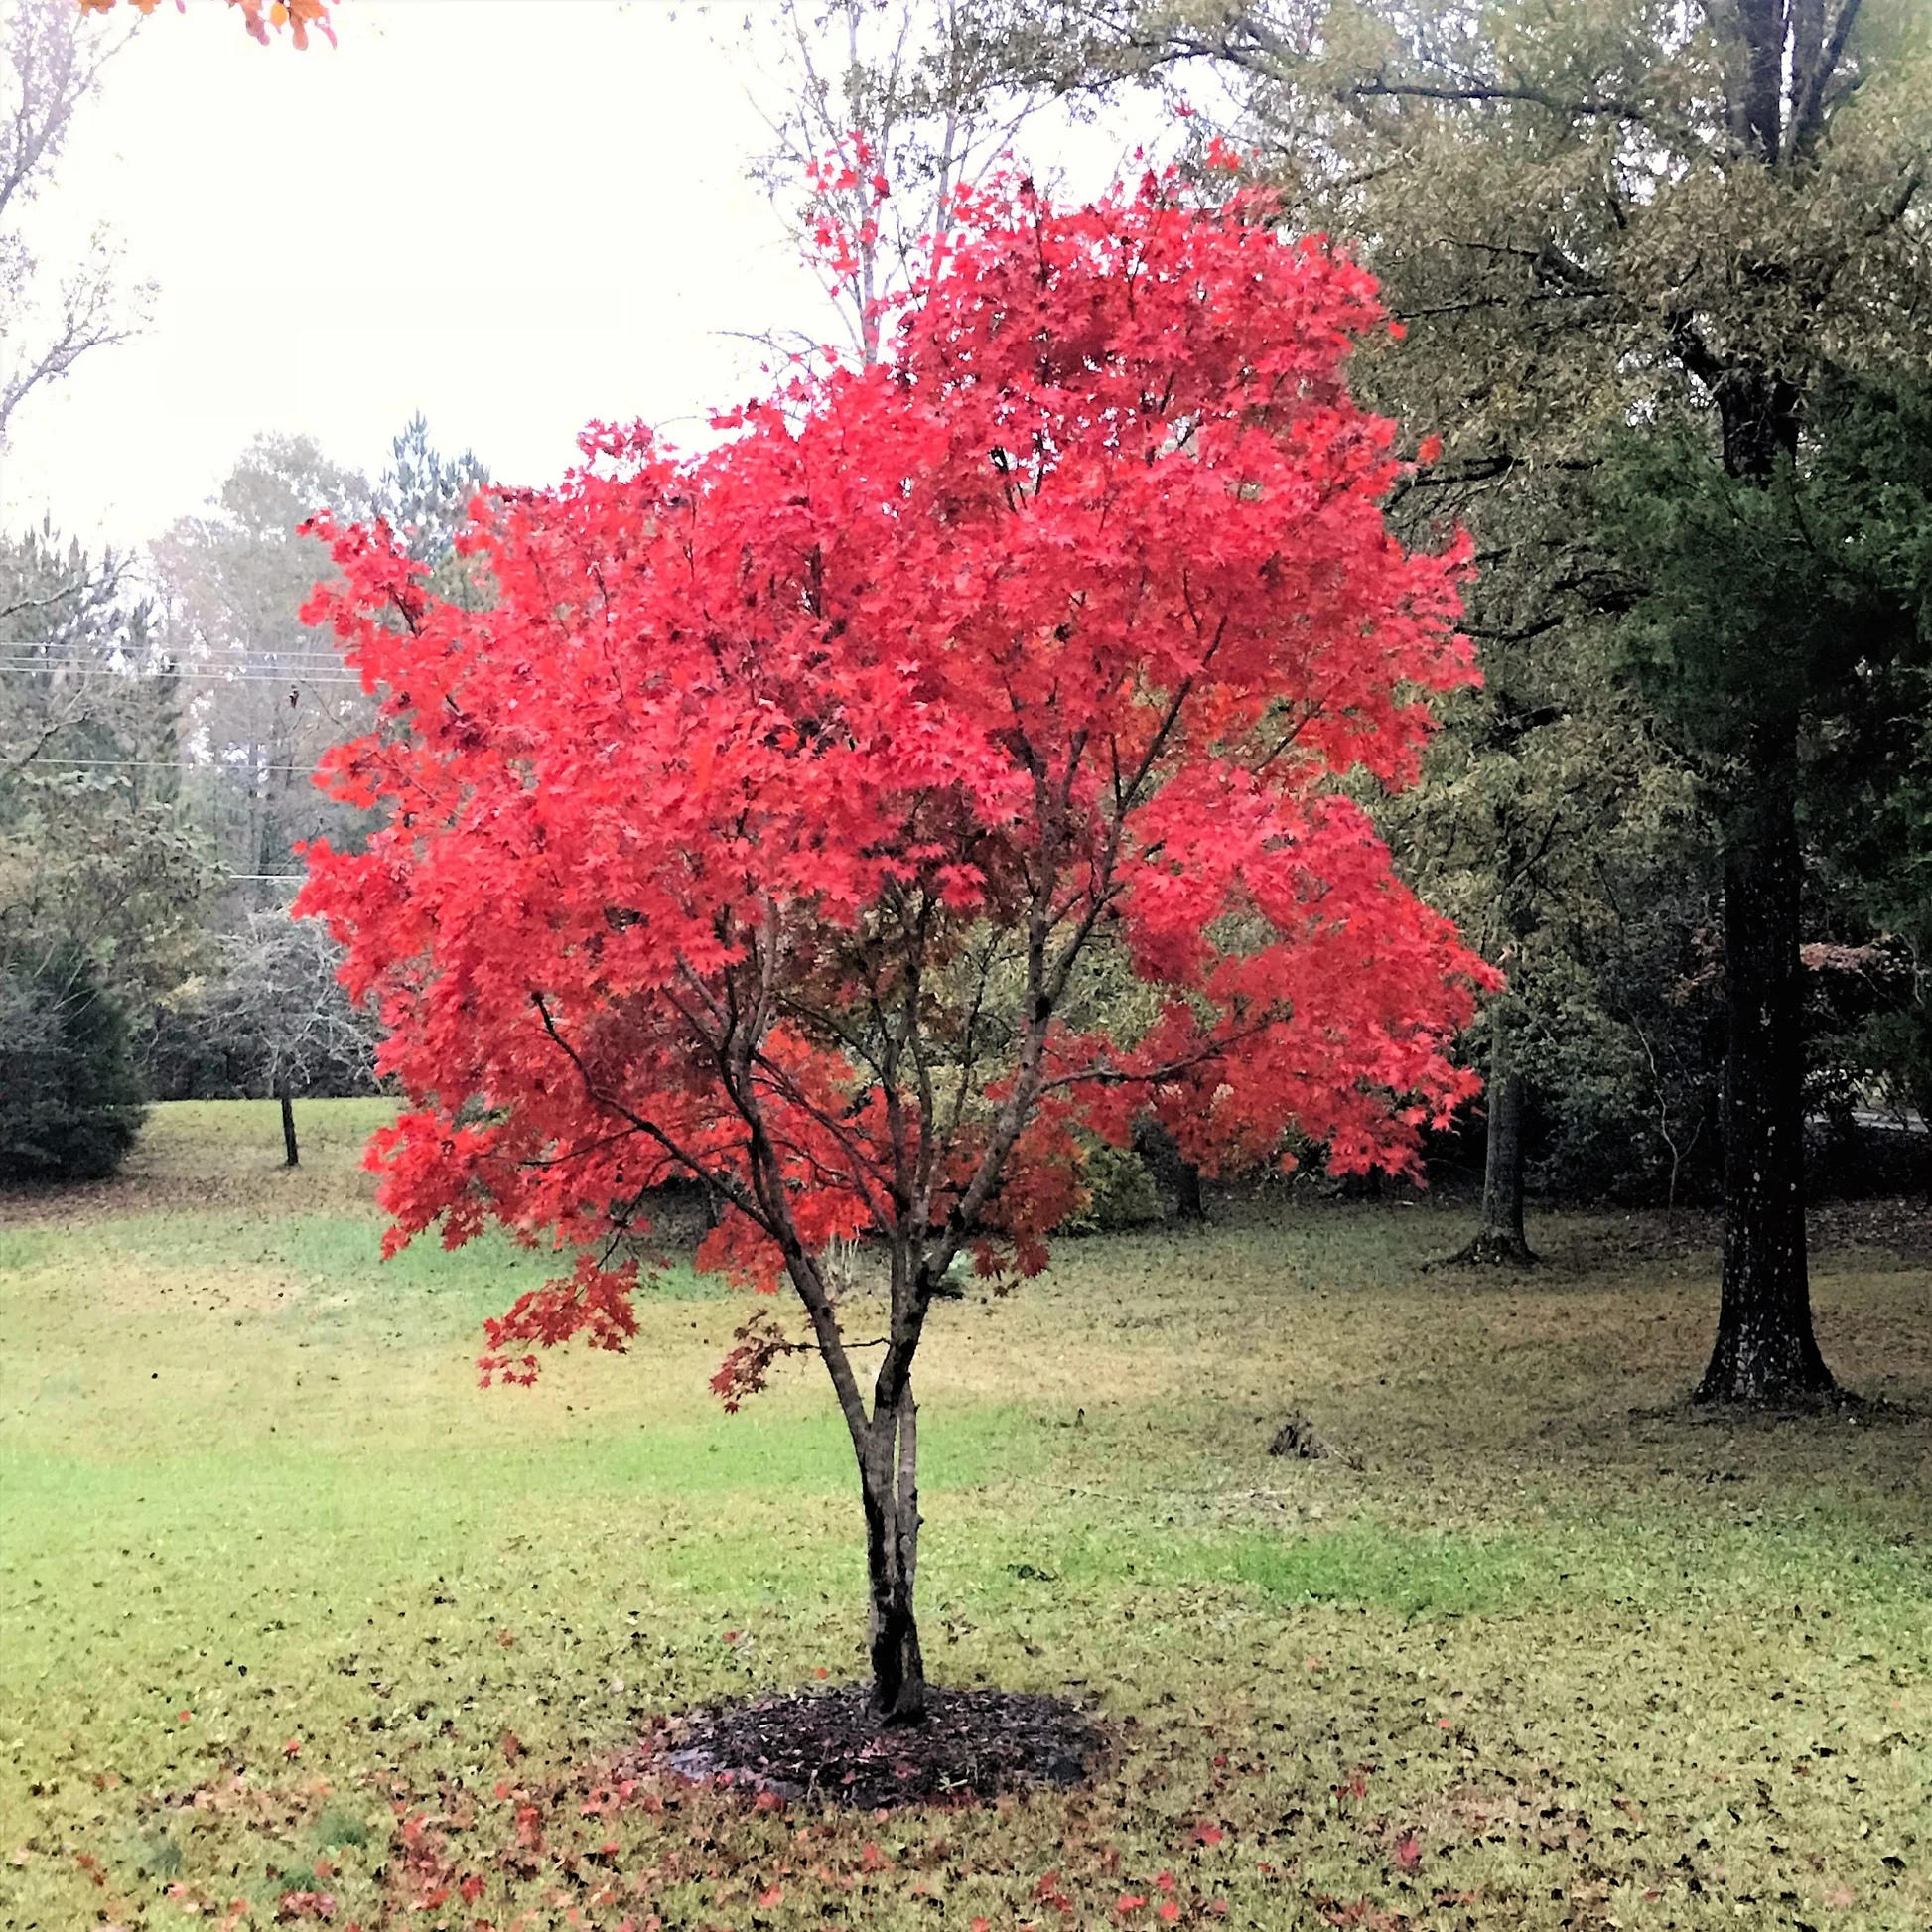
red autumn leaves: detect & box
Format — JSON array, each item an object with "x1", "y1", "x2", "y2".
[{"x1": 294, "y1": 168, "x2": 1489, "y2": 1395}]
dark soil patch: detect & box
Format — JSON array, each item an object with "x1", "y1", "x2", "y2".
[
  {"x1": 1629, "y1": 1386, "x2": 1924, "y2": 1429},
  {"x1": 630, "y1": 1684, "x2": 1107, "y2": 1811}
]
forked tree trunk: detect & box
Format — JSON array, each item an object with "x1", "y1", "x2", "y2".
[
  {"x1": 1698, "y1": 742, "x2": 1834, "y2": 1402},
  {"x1": 277, "y1": 1075, "x2": 299, "y2": 1169},
  {"x1": 860, "y1": 1378, "x2": 925, "y2": 1723}
]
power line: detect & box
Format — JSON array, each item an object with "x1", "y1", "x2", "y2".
[
  {"x1": 5, "y1": 759, "x2": 334, "y2": 771},
  {"x1": 0, "y1": 650, "x2": 353, "y2": 662},
  {"x1": 0, "y1": 654, "x2": 356, "y2": 668},
  {"x1": 0, "y1": 639, "x2": 350, "y2": 660},
  {"x1": 0, "y1": 643, "x2": 363, "y2": 671},
  {"x1": 0, "y1": 668, "x2": 370, "y2": 689}
]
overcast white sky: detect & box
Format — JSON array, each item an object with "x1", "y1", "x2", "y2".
[{"x1": 1, "y1": 0, "x2": 1162, "y2": 554}]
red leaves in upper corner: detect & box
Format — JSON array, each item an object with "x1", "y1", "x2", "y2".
[{"x1": 78, "y1": 0, "x2": 337, "y2": 48}]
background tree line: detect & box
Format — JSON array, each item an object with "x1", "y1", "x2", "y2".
[{"x1": 0, "y1": 413, "x2": 486, "y2": 1178}]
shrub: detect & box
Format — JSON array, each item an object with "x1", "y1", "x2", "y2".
[
  {"x1": 0, "y1": 949, "x2": 146, "y2": 1181},
  {"x1": 1067, "y1": 1138, "x2": 1169, "y2": 1232}
]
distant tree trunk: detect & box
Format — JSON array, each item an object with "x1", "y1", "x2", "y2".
[
  {"x1": 1697, "y1": 734, "x2": 1834, "y2": 1401},
  {"x1": 276, "y1": 1073, "x2": 299, "y2": 1169},
  {"x1": 860, "y1": 1378, "x2": 925, "y2": 1724},
  {"x1": 1479, "y1": 1065, "x2": 1532, "y2": 1255},
  {"x1": 1442, "y1": 1002, "x2": 1536, "y2": 1265},
  {"x1": 1134, "y1": 1118, "x2": 1206, "y2": 1221},
  {"x1": 1173, "y1": 1156, "x2": 1205, "y2": 1222}
]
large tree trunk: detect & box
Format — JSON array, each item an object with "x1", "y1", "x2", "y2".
[
  {"x1": 860, "y1": 1378, "x2": 925, "y2": 1724},
  {"x1": 277, "y1": 1074, "x2": 299, "y2": 1169},
  {"x1": 1691, "y1": 356, "x2": 1835, "y2": 1402},
  {"x1": 1698, "y1": 730, "x2": 1834, "y2": 1401}
]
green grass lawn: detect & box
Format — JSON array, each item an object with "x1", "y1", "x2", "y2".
[{"x1": 3, "y1": 1101, "x2": 1930, "y2": 1931}]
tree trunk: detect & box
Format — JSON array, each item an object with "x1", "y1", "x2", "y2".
[
  {"x1": 1697, "y1": 735, "x2": 1834, "y2": 1402},
  {"x1": 860, "y1": 1378, "x2": 925, "y2": 1724},
  {"x1": 1474, "y1": 1065, "x2": 1533, "y2": 1258},
  {"x1": 1441, "y1": 1003, "x2": 1536, "y2": 1265},
  {"x1": 1173, "y1": 1154, "x2": 1205, "y2": 1222},
  {"x1": 277, "y1": 1075, "x2": 299, "y2": 1169},
  {"x1": 1134, "y1": 1119, "x2": 1206, "y2": 1222}
]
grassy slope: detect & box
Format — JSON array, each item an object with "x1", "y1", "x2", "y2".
[{"x1": 2, "y1": 1100, "x2": 1929, "y2": 1931}]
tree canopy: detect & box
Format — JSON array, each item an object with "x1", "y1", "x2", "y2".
[{"x1": 297, "y1": 171, "x2": 1490, "y2": 1719}]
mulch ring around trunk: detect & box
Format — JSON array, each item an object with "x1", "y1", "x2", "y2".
[{"x1": 625, "y1": 1684, "x2": 1108, "y2": 1811}]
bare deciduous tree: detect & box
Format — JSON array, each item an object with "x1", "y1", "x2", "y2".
[
  {"x1": 0, "y1": 0, "x2": 147, "y2": 445},
  {"x1": 192, "y1": 906, "x2": 379, "y2": 1165},
  {"x1": 738, "y1": 0, "x2": 1054, "y2": 364}
]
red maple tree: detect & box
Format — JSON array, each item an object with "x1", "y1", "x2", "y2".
[{"x1": 296, "y1": 171, "x2": 1490, "y2": 1723}]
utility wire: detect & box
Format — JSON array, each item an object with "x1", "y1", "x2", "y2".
[
  {"x1": 0, "y1": 651, "x2": 359, "y2": 664},
  {"x1": 0, "y1": 672, "x2": 368, "y2": 689},
  {"x1": 4, "y1": 759, "x2": 334, "y2": 771},
  {"x1": 0, "y1": 652, "x2": 359, "y2": 668}
]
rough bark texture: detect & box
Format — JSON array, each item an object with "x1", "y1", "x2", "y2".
[
  {"x1": 1474, "y1": 1062, "x2": 1534, "y2": 1261},
  {"x1": 862, "y1": 1379, "x2": 925, "y2": 1724},
  {"x1": 1440, "y1": 1009, "x2": 1536, "y2": 1266},
  {"x1": 277, "y1": 1076, "x2": 299, "y2": 1170},
  {"x1": 1699, "y1": 738, "x2": 1834, "y2": 1401},
  {"x1": 1691, "y1": 354, "x2": 1835, "y2": 1402}
]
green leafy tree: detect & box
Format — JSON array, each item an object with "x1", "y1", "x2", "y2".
[
  {"x1": 0, "y1": 525, "x2": 209, "y2": 1003},
  {"x1": 372, "y1": 412, "x2": 490, "y2": 597},
  {"x1": 0, "y1": 940, "x2": 143, "y2": 1179},
  {"x1": 1600, "y1": 373, "x2": 1932, "y2": 1244},
  {"x1": 1383, "y1": 641, "x2": 1712, "y2": 1240},
  {"x1": 0, "y1": 527, "x2": 208, "y2": 1180}
]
